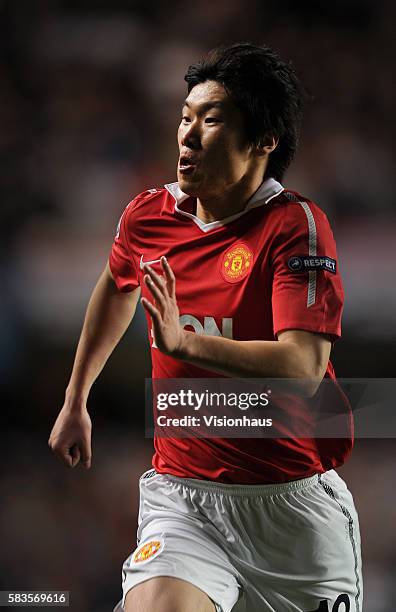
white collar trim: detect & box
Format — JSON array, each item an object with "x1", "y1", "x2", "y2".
[{"x1": 164, "y1": 178, "x2": 284, "y2": 233}]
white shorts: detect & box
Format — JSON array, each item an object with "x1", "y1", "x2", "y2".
[{"x1": 113, "y1": 468, "x2": 363, "y2": 612}]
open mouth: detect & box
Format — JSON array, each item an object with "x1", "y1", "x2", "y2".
[{"x1": 178, "y1": 155, "x2": 199, "y2": 173}]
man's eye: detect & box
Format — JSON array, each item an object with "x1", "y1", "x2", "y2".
[
  {"x1": 205, "y1": 117, "x2": 221, "y2": 123},
  {"x1": 181, "y1": 116, "x2": 191, "y2": 123}
]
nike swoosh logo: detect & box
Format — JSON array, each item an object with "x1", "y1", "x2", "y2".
[{"x1": 140, "y1": 254, "x2": 164, "y2": 269}]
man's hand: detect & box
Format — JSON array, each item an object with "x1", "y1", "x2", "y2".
[
  {"x1": 48, "y1": 402, "x2": 92, "y2": 469},
  {"x1": 141, "y1": 257, "x2": 185, "y2": 356}
]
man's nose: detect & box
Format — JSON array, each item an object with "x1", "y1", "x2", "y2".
[{"x1": 181, "y1": 121, "x2": 201, "y2": 149}]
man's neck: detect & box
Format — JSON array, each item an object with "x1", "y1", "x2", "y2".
[{"x1": 195, "y1": 175, "x2": 265, "y2": 223}]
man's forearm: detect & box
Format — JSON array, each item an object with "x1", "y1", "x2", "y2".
[
  {"x1": 66, "y1": 264, "x2": 140, "y2": 406},
  {"x1": 177, "y1": 332, "x2": 325, "y2": 382}
]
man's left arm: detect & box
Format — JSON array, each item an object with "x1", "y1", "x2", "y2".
[{"x1": 141, "y1": 257, "x2": 331, "y2": 394}]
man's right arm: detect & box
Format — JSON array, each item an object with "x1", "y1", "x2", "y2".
[{"x1": 48, "y1": 262, "x2": 140, "y2": 469}]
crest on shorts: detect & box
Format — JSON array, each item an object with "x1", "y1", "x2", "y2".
[
  {"x1": 221, "y1": 243, "x2": 253, "y2": 283},
  {"x1": 132, "y1": 538, "x2": 163, "y2": 564}
]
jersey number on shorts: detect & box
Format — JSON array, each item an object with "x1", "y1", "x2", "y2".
[{"x1": 311, "y1": 594, "x2": 350, "y2": 612}]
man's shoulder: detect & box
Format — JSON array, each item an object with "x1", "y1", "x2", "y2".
[
  {"x1": 272, "y1": 188, "x2": 315, "y2": 208},
  {"x1": 270, "y1": 188, "x2": 330, "y2": 226},
  {"x1": 120, "y1": 186, "x2": 172, "y2": 223},
  {"x1": 126, "y1": 186, "x2": 169, "y2": 212}
]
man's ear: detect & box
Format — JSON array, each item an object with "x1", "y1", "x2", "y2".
[{"x1": 256, "y1": 135, "x2": 278, "y2": 156}]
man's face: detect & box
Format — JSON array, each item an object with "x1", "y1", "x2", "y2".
[{"x1": 177, "y1": 80, "x2": 257, "y2": 198}]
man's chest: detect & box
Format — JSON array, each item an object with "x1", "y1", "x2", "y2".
[{"x1": 134, "y1": 216, "x2": 277, "y2": 340}]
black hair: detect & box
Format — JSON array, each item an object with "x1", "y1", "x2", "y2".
[{"x1": 184, "y1": 42, "x2": 305, "y2": 181}]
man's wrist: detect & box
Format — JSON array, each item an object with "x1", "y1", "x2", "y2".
[
  {"x1": 173, "y1": 329, "x2": 194, "y2": 360},
  {"x1": 64, "y1": 387, "x2": 89, "y2": 411}
]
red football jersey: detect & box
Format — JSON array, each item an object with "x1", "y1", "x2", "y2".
[{"x1": 109, "y1": 178, "x2": 352, "y2": 484}]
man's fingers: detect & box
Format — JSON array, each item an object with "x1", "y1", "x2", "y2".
[
  {"x1": 141, "y1": 297, "x2": 163, "y2": 347},
  {"x1": 161, "y1": 257, "x2": 176, "y2": 298},
  {"x1": 50, "y1": 440, "x2": 91, "y2": 469},
  {"x1": 144, "y1": 274, "x2": 167, "y2": 310},
  {"x1": 144, "y1": 265, "x2": 167, "y2": 294},
  {"x1": 70, "y1": 444, "x2": 81, "y2": 467},
  {"x1": 141, "y1": 297, "x2": 161, "y2": 322},
  {"x1": 80, "y1": 442, "x2": 92, "y2": 469},
  {"x1": 51, "y1": 444, "x2": 74, "y2": 467}
]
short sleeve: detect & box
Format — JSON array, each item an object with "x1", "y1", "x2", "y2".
[
  {"x1": 108, "y1": 202, "x2": 139, "y2": 292},
  {"x1": 271, "y1": 200, "x2": 344, "y2": 340}
]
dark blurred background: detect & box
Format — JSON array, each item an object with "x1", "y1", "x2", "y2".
[{"x1": 1, "y1": 1, "x2": 395, "y2": 610}]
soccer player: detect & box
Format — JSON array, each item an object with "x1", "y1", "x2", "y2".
[{"x1": 48, "y1": 43, "x2": 363, "y2": 612}]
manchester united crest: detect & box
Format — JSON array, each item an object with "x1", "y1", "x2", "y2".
[
  {"x1": 221, "y1": 243, "x2": 253, "y2": 283},
  {"x1": 132, "y1": 539, "x2": 163, "y2": 564}
]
